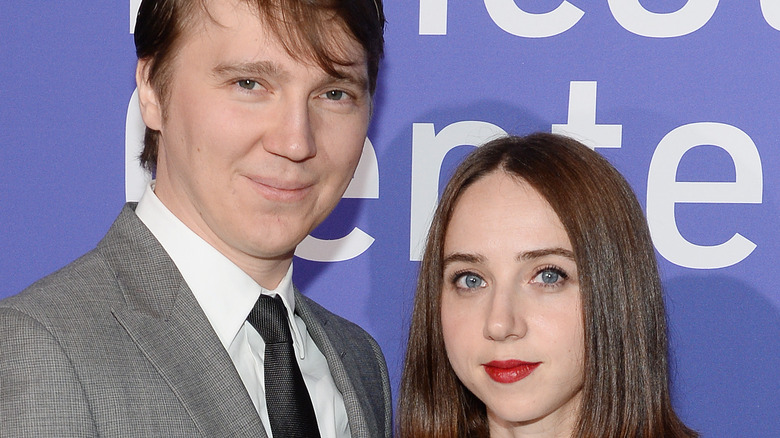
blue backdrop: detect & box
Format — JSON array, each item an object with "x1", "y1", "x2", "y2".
[{"x1": 2, "y1": 1, "x2": 779, "y2": 435}]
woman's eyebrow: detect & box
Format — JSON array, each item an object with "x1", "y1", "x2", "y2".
[
  {"x1": 442, "y1": 247, "x2": 575, "y2": 268},
  {"x1": 442, "y1": 252, "x2": 485, "y2": 268}
]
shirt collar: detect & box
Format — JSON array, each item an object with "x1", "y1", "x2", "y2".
[{"x1": 134, "y1": 183, "x2": 306, "y2": 357}]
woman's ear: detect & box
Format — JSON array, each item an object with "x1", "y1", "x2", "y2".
[{"x1": 136, "y1": 58, "x2": 162, "y2": 131}]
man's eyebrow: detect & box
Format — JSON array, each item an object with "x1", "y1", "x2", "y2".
[
  {"x1": 212, "y1": 61, "x2": 288, "y2": 81},
  {"x1": 330, "y1": 65, "x2": 369, "y2": 91},
  {"x1": 517, "y1": 248, "x2": 576, "y2": 262},
  {"x1": 211, "y1": 60, "x2": 368, "y2": 91}
]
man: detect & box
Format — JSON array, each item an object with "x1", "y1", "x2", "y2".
[{"x1": 0, "y1": 0, "x2": 390, "y2": 436}]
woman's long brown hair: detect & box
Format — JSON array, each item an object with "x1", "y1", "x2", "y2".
[{"x1": 397, "y1": 133, "x2": 698, "y2": 438}]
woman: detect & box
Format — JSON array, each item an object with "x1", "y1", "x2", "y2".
[{"x1": 398, "y1": 133, "x2": 698, "y2": 437}]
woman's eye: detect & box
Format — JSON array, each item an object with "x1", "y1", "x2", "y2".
[
  {"x1": 321, "y1": 90, "x2": 347, "y2": 101},
  {"x1": 454, "y1": 273, "x2": 486, "y2": 290},
  {"x1": 237, "y1": 79, "x2": 260, "y2": 90},
  {"x1": 532, "y1": 268, "x2": 567, "y2": 286}
]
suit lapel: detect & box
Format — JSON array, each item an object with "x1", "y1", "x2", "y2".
[
  {"x1": 294, "y1": 293, "x2": 378, "y2": 438},
  {"x1": 99, "y1": 205, "x2": 267, "y2": 438}
]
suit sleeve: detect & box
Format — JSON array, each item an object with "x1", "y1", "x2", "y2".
[{"x1": 0, "y1": 307, "x2": 98, "y2": 437}]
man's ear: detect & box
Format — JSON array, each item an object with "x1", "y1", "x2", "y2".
[{"x1": 136, "y1": 58, "x2": 163, "y2": 131}]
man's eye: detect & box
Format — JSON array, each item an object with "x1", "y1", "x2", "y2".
[
  {"x1": 454, "y1": 273, "x2": 486, "y2": 290},
  {"x1": 321, "y1": 90, "x2": 347, "y2": 101},
  {"x1": 237, "y1": 79, "x2": 260, "y2": 90}
]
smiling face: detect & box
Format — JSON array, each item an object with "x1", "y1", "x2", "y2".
[
  {"x1": 440, "y1": 170, "x2": 585, "y2": 437},
  {"x1": 136, "y1": 0, "x2": 371, "y2": 287}
]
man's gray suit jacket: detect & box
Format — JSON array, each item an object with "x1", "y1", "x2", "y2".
[{"x1": 0, "y1": 204, "x2": 392, "y2": 437}]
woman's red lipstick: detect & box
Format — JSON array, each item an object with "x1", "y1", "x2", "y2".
[{"x1": 483, "y1": 360, "x2": 541, "y2": 383}]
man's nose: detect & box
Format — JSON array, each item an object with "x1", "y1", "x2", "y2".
[{"x1": 263, "y1": 98, "x2": 317, "y2": 162}]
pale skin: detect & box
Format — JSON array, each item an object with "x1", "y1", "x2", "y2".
[
  {"x1": 136, "y1": 0, "x2": 371, "y2": 289},
  {"x1": 441, "y1": 170, "x2": 585, "y2": 438}
]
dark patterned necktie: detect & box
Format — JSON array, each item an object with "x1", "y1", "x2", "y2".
[{"x1": 247, "y1": 295, "x2": 322, "y2": 438}]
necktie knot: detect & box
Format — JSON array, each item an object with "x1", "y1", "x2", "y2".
[{"x1": 247, "y1": 294, "x2": 292, "y2": 345}]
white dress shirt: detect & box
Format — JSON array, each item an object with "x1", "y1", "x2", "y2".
[{"x1": 135, "y1": 183, "x2": 350, "y2": 438}]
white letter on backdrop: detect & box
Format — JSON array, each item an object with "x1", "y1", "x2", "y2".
[
  {"x1": 295, "y1": 138, "x2": 379, "y2": 262},
  {"x1": 552, "y1": 81, "x2": 622, "y2": 149},
  {"x1": 483, "y1": 0, "x2": 584, "y2": 38},
  {"x1": 410, "y1": 121, "x2": 507, "y2": 261},
  {"x1": 608, "y1": 0, "x2": 719, "y2": 37},
  {"x1": 130, "y1": 0, "x2": 141, "y2": 33},
  {"x1": 127, "y1": 3, "x2": 148, "y2": 200},
  {"x1": 646, "y1": 122, "x2": 762, "y2": 269},
  {"x1": 761, "y1": 0, "x2": 780, "y2": 31},
  {"x1": 419, "y1": 0, "x2": 448, "y2": 35}
]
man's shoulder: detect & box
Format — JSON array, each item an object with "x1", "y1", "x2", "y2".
[
  {"x1": 0, "y1": 205, "x2": 143, "y2": 320},
  {"x1": 1, "y1": 244, "x2": 120, "y2": 322}
]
